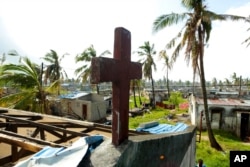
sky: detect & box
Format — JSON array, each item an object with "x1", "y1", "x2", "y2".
[{"x1": 0, "y1": 0, "x2": 249, "y2": 82}]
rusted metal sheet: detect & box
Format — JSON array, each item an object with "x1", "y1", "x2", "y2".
[{"x1": 196, "y1": 98, "x2": 250, "y2": 106}]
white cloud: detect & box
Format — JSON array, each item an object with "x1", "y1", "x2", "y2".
[
  {"x1": 0, "y1": 0, "x2": 249, "y2": 82},
  {"x1": 204, "y1": 2, "x2": 250, "y2": 81}
]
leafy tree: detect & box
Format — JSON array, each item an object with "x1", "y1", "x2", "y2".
[
  {"x1": 136, "y1": 41, "x2": 157, "y2": 109},
  {"x1": 159, "y1": 50, "x2": 171, "y2": 98},
  {"x1": 185, "y1": 80, "x2": 191, "y2": 87},
  {"x1": 75, "y1": 45, "x2": 111, "y2": 94},
  {"x1": 153, "y1": 0, "x2": 246, "y2": 151},
  {"x1": 42, "y1": 50, "x2": 68, "y2": 84},
  {"x1": 0, "y1": 57, "x2": 58, "y2": 113},
  {"x1": 169, "y1": 91, "x2": 183, "y2": 108}
]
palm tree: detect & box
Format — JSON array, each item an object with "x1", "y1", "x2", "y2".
[
  {"x1": 224, "y1": 78, "x2": 231, "y2": 87},
  {"x1": 135, "y1": 79, "x2": 143, "y2": 105},
  {"x1": 75, "y1": 44, "x2": 111, "y2": 94},
  {"x1": 131, "y1": 80, "x2": 138, "y2": 108},
  {"x1": 136, "y1": 41, "x2": 157, "y2": 109},
  {"x1": 159, "y1": 50, "x2": 171, "y2": 98},
  {"x1": 243, "y1": 16, "x2": 250, "y2": 47},
  {"x1": 130, "y1": 79, "x2": 143, "y2": 108},
  {"x1": 211, "y1": 77, "x2": 217, "y2": 88},
  {"x1": 231, "y1": 72, "x2": 240, "y2": 86},
  {"x1": 0, "y1": 57, "x2": 58, "y2": 113},
  {"x1": 153, "y1": 0, "x2": 246, "y2": 151},
  {"x1": 42, "y1": 50, "x2": 68, "y2": 85},
  {"x1": 218, "y1": 80, "x2": 223, "y2": 90}
]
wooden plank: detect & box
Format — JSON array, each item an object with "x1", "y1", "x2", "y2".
[
  {"x1": 0, "y1": 156, "x2": 12, "y2": 166},
  {"x1": 0, "y1": 133, "x2": 44, "y2": 152},
  {"x1": 0, "y1": 129, "x2": 64, "y2": 148},
  {"x1": 0, "y1": 114, "x2": 89, "y2": 137},
  {"x1": 3, "y1": 114, "x2": 43, "y2": 121}
]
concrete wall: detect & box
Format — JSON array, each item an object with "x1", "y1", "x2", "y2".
[
  {"x1": 91, "y1": 126, "x2": 196, "y2": 167},
  {"x1": 60, "y1": 98, "x2": 107, "y2": 121},
  {"x1": 188, "y1": 95, "x2": 250, "y2": 139},
  {"x1": 90, "y1": 101, "x2": 107, "y2": 121}
]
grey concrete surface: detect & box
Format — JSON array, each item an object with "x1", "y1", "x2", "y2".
[{"x1": 90, "y1": 125, "x2": 196, "y2": 167}]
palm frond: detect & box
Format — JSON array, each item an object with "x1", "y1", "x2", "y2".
[
  {"x1": 74, "y1": 65, "x2": 86, "y2": 75},
  {"x1": 202, "y1": 19, "x2": 212, "y2": 42},
  {"x1": 0, "y1": 58, "x2": 40, "y2": 88},
  {"x1": 153, "y1": 13, "x2": 188, "y2": 33},
  {"x1": 181, "y1": 0, "x2": 202, "y2": 11},
  {"x1": 159, "y1": 50, "x2": 172, "y2": 70},
  {"x1": 81, "y1": 68, "x2": 91, "y2": 82},
  {"x1": 242, "y1": 36, "x2": 250, "y2": 47},
  {"x1": 14, "y1": 91, "x2": 37, "y2": 110},
  {"x1": 170, "y1": 43, "x2": 184, "y2": 67},
  {"x1": 45, "y1": 79, "x2": 60, "y2": 94},
  {"x1": 218, "y1": 14, "x2": 247, "y2": 21},
  {"x1": 0, "y1": 90, "x2": 36, "y2": 109}
]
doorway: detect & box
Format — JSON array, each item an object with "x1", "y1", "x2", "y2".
[
  {"x1": 82, "y1": 104, "x2": 87, "y2": 120},
  {"x1": 240, "y1": 113, "x2": 249, "y2": 140},
  {"x1": 210, "y1": 107, "x2": 224, "y2": 129}
]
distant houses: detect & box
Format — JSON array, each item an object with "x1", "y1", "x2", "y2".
[{"x1": 189, "y1": 90, "x2": 250, "y2": 140}]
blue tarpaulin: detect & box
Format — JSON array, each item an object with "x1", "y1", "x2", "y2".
[
  {"x1": 14, "y1": 135, "x2": 103, "y2": 167},
  {"x1": 136, "y1": 122, "x2": 188, "y2": 134}
]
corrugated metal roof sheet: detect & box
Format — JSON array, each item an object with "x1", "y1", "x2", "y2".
[
  {"x1": 60, "y1": 92, "x2": 90, "y2": 99},
  {"x1": 136, "y1": 122, "x2": 188, "y2": 134},
  {"x1": 14, "y1": 135, "x2": 103, "y2": 167},
  {"x1": 196, "y1": 98, "x2": 250, "y2": 107}
]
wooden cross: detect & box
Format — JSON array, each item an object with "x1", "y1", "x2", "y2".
[{"x1": 91, "y1": 27, "x2": 142, "y2": 146}]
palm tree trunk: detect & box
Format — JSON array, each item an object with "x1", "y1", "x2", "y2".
[
  {"x1": 199, "y1": 27, "x2": 223, "y2": 151},
  {"x1": 151, "y1": 72, "x2": 156, "y2": 109},
  {"x1": 136, "y1": 81, "x2": 142, "y2": 105},
  {"x1": 133, "y1": 84, "x2": 137, "y2": 108},
  {"x1": 166, "y1": 68, "x2": 170, "y2": 99}
]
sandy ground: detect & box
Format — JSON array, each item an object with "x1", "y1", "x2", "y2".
[{"x1": 0, "y1": 108, "x2": 112, "y2": 166}]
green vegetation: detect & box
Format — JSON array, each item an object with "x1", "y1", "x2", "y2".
[
  {"x1": 129, "y1": 108, "x2": 172, "y2": 129},
  {"x1": 129, "y1": 96, "x2": 148, "y2": 109},
  {"x1": 197, "y1": 130, "x2": 250, "y2": 166},
  {"x1": 129, "y1": 107, "x2": 189, "y2": 129},
  {"x1": 129, "y1": 92, "x2": 188, "y2": 129},
  {"x1": 167, "y1": 91, "x2": 186, "y2": 108}
]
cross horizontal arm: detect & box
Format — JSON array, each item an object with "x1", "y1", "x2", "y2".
[{"x1": 91, "y1": 57, "x2": 142, "y2": 83}]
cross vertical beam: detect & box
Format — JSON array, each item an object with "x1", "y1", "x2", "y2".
[
  {"x1": 112, "y1": 27, "x2": 131, "y2": 146},
  {"x1": 91, "y1": 27, "x2": 142, "y2": 146}
]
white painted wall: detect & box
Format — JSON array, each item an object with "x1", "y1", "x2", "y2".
[{"x1": 60, "y1": 93, "x2": 107, "y2": 121}]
